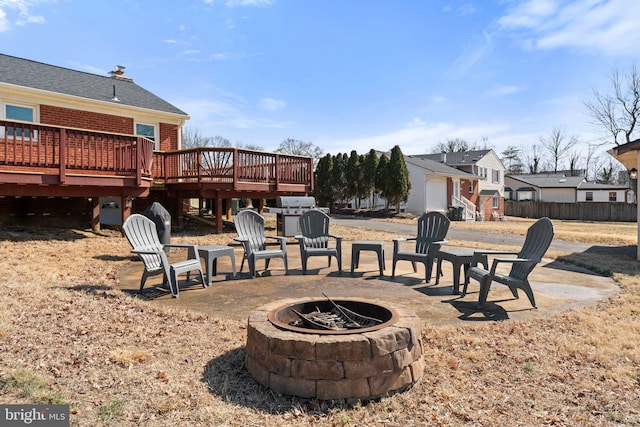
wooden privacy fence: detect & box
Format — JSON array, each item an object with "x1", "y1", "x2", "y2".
[{"x1": 505, "y1": 201, "x2": 637, "y2": 222}]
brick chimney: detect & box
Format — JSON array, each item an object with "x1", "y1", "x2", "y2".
[{"x1": 109, "y1": 65, "x2": 133, "y2": 82}]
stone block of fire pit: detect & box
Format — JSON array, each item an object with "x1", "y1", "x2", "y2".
[{"x1": 245, "y1": 297, "x2": 424, "y2": 401}]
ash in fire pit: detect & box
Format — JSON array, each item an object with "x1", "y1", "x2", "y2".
[
  {"x1": 247, "y1": 297, "x2": 424, "y2": 401},
  {"x1": 290, "y1": 294, "x2": 383, "y2": 331}
]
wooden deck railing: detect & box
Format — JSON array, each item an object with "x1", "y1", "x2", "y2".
[
  {"x1": 153, "y1": 148, "x2": 313, "y2": 191},
  {"x1": 0, "y1": 119, "x2": 313, "y2": 193},
  {"x1": 0, "y1": 119, "x2": 154, "y2": 185}
]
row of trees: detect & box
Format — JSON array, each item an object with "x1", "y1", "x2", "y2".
[{"x1": 313, "y1": 146, "x2": 410, "y2": 212}]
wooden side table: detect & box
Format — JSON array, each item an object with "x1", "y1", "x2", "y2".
[
  {"x1": 198, "y1": 245, "x2": 237, "y2": 286},
  {"x1": 351, "y1": 241, "x2": 385, "y2": 276}
]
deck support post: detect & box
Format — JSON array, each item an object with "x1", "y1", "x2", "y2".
[
  {"x1": 90, "y1": 197, "x2": 100, "y2": 232},
  {"x1": 215, "y1": 196, "x2": 223, "y2": 233}
]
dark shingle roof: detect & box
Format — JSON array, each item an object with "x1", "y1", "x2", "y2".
[
  {"x1": 577, "y1": 182, "x2": 629, "y2": 190},
  {"x1": 507, "y1": 174, "x2": 585, "y2": 188},
  {"x1": 420, "y1": 149, "x2": 492, "y2": 166},
  {"x1": 0, "y1": 54, "x2": 187, "y2": 116},
  {"x1": 405, "y1": 155, "x2": 478, "y2": 178}
]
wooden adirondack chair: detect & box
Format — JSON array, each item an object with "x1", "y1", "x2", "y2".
[
  {"x1": 391, "y1": 211, "x2": 450, "y2": 282},
  {"x1": 234, "y1": 210, "x2": 288, "y2": 278},
  {"x1": 464, "y1": 217, "x2": 554, "y2": 309},
  {"x1": 122, "y1": 214, "x2": 204, "y2": 297},
  {"x1": 295, "y1": 210, "x2": 342, "y2": 274}
]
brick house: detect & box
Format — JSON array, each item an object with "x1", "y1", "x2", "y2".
[{"x1": 0, "y1": 54, "x2": 313, "y2": 231}]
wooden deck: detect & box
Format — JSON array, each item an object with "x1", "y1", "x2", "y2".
[
  {"x1": 0, "y1": 119, "x2": 314, "y2": 230},
  {"x1": 0, "y1": 119, "x2": 313, "y2": 196}
]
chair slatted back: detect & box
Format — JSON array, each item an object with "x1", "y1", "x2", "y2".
[
  {"x1": 122, "y1": 214, "x2": 163, "y2": 272},
  {"x1": 299, "y1": 210, "x2": 331, "y2": 249},
  {"x1": 414, "y1": 212, "x2": 450, "y2": 254},
  {"x1": 511, "y1": 217, "x2": 554, "y2": 280},
  {"x1": 234, "y1": 210, "x2": 267, "y2": 252}
]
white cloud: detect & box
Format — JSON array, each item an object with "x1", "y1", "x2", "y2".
[
  {"x1": 499, "y1": 0, "x2": 640, "y2": 56},
  {"x1": 485, "y1": 85, "x2": 525, "y2": 97},
  {"x1": 451, "y1": 30, "x2": 494, "y2": 76},
  {"x1": 258, "y1": 97, "x2": 286, "y2": 111},
  {"x1": 224, "y1": 0, "x2": 273, "y2": 7},
  {"x1": 0, "y1": 0, "x2": 46, "y2": 31},
  {"x1": 319, "y1": 119, "x2": 508, "y2": 155},
  {"x1": 458, "y1": 3, "x2": 477, "y2": 16},
  {"x1": 177, "y1": 96, "x2": 291, "y2": 136},
  {"x1": 0, "y1": 9, "x2": 8, "y2": 31}
]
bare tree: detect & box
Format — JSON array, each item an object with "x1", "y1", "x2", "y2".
[
  {"x1": 431, "y1": 138, "x2": 476, "y2": 153},
  {"x1": 182, "y1": 127, "x2": 232, "y2": 149},
  {"x1": 182, "y1": 127, "x2": 211, "y2": 148},
  {"x1": 539, "y1": 127, "x2": 578, "y2": 172},
  {"x1": 583, "y1": 144, "x2": 599, "y2": 181},
  {"x1": 585, "y1": 62, "x2": 640, "y2": 145},
  {"x1": 275, "y1": 138, "x2": 323, "y2": 159},
  {"x1": 522, "y1": 144, "x2": 544, "y2": 174},
  {"x1": 567, "y1": 150, "x2": 582, "y2": 176}
]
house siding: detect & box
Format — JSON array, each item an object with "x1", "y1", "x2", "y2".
[
  {"x1": 475, "y1": 152, "x2": 504, "y2": 197},
  {"x1": 577, "y1": 189, "x2": 626, "y2": 202},
  {"x1": 40, "y1": 104, "x2": 179, "y2": 151},
  {"x1": 41, "y1": 104, "x2": 133, "y2": 134},
  {"x1": 406, "y1": 162, "x2": 448, "y2": 214},
  {"x1": 541, "y1": 188, "x2": 576, "y2": 203}
]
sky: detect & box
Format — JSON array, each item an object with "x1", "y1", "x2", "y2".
[{"x1": 1, "y1": 0, "x2": 639, "y2": 169}]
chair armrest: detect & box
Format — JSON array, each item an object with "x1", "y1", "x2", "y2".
[
  {"x1": 471, "y1": 250, "x2": 518, "y2": 269},
  {"x1": 488, "y1": 257, "x2": 535, "y2": 275},
  {"x1": 392, "y1": 237, "x2": 416, "y2": 243},
  {"x1": 233, "y1": 237, "x2": 249, "y2": 243},
  {"x1": 163, "y1": 243, "x2": 198, "y2": 258},
  {"x1": 328, "y1": 234, "x2": 343, "y2": 241},
  {"x1": 267, "y1": 235, "x2": 288, "y2": 251}
]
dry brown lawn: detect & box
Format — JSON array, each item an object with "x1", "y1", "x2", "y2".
[{"x1": 1, "y1": 216, "x2": 639, "y2": 426}]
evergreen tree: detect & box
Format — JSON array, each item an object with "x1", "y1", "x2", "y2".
[
  {"x1": 331, "y1": 153, "x2": 348, "y2": 208},
  {"x1": 386, "y1": 145, "x2": 411, "y2": 213},
  {"x1": 362, "y1": 150, "x2": 379, "y2": 210},
  {"x1": 375, "y1": 154, "x2": 390, "y2": 211},
  {"x1": 345, "y1": 150, "x2": 361, "y2": 207},
  {"x1": 313, "y1": 154, "x2": 333, "y2": 209}
]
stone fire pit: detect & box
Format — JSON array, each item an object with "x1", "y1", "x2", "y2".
[{"x1": 245, "y1": 297, "x2": 424, "y2": 401}]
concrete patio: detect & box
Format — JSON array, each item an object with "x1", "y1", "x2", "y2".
[{"x1": 116, "y1": 240, "x2": 620, "y2": 325}]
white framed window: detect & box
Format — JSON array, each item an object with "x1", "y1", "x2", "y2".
[
  {"x1": 492, "y1": 169, "x2": 500, "y2": 183},
  {"x1": 468, "y1": 180, "x2": 474, "y2": 193},
  {"x1": 609, "y1": 192, "x2": 617, "y2": 202},
  {"x1": 2, "y1": 102, "x2": 37, "y2": 140},
  {"x1": 586, "y1": 192, "x2": 593, "y2": 201},
  {"x1": 493, "y1": 195, "x2": 499, "y2": 209},
  {"x1": 135, "y1": 122, "x2": 157, "y2": 149}
]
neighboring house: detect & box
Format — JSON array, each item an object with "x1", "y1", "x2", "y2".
[
  {"x1": 420, "y1": 149, "x2": 506, "y2": 220},
  {"x1": 505, "y1": 173, "x2": 630, "y2": 203},
  {"x1": 505, "y1": 174, "x2": 585, "y2": 202},
  {"x1": 404, "y1": 155, "x2": 479, "y2": 218},
  {"x1": 577, "y1": 182, "x2": 631, "y2": 203}
]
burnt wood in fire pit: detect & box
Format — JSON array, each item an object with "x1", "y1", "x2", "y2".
[{"x1": 290, "y1": 294, "x2": 383, "y2": 330}]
